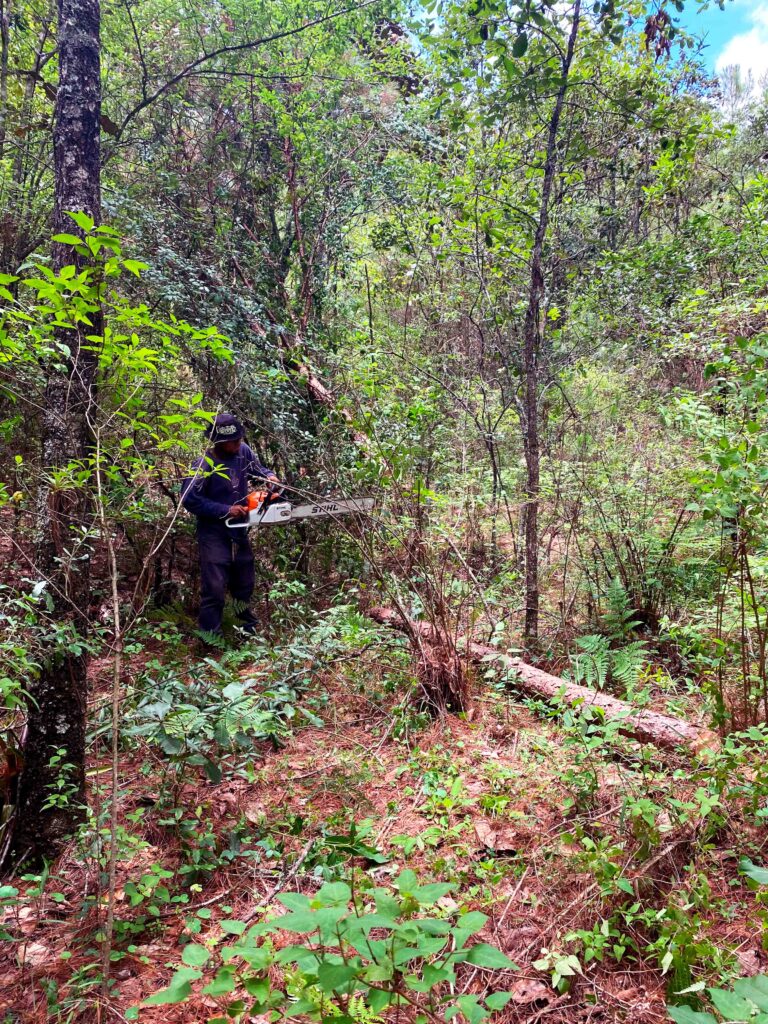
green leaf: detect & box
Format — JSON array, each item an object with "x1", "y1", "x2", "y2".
[
  {"x1": 222, "y1": 943, "x2": 271, "y2": 969},
  {"x1": 271, "y1": 905, "x2": 345, "y2": 935},
  {"x1": 395, "y1": 869, "x2": 419, "y2": 894},
  {"x1": 708, "y1": 987, "x2": 754, "y2": 1019},
  {"x1": 501, "y1": 54, "x2": 517, "y2": 78},
  {"x1": 455, "y1": 994, "x2": 488, "y2": 1024},
  {"x1": 461, "y1": 943, "x2": 518, "y2": 970},
  {"x1": 415, "y1": 918, "x2": 452, "y2": 935},
  {"x1": 317, "y1": 962, "x2": 358, "y2": 993},
  {"x1": 740, "y1": 857, "x2": 768, "y2": 884},
  {"x1": 734, "y1": 976, "x2": 768, "y2": 1011},
  {"x1": 143, "y1": 968, "x2": 201, "y2": 1005},
  {"x1": 278, "y1": 892, "x2": 311, "y2": 912},
  {"x1": 413, "y1": 882, "x2": 453, "y2": 903},
  {"x1": 456, "y1": 911, "x2": 488, "y2": 934},
  {"x1": 219, "y1": 920, "x2": 247, "y2": 935},
  {"x1": 52, "y1": 233, "x2": 85, "y2": 246},
  {"x1": 66, "y1": 211, "x2": 95, "y2": 231},
  {"x1": 181, "y1": 943, "x2": 210, "y2": 967},
  {"x1": 123, "y1": 259, "x2": 149, "y2": 276},
  {"x1": 485, "y1": 993, "x2": 513, "y2": 1010},
  {"x1": 512, "y1": 32, "x2": 528, "y2": 57},
  {"x1": 270, "y1": 910, "x2": 319, "y2": 932},
  {"x1": 666, "y1": 1008, "x2": 717, "y2": 1024},
  {"x1": 363, "y1": 962, "x2": 395, "y2": 983},
  {"x1": 315, "y1": 881, "x2": 351, "y2": 906},
  {"x1": 243, "y1": 976, "x2": 270, "y2": 1001},
  {"x1": 202, "y1": 968, "x2": 236, "y2": 996},
  {"x1": 353, "y1": 911, "x2": 399, "y2": 933}
]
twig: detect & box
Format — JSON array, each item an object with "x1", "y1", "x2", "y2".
[
  {"x1": 522, "y1": 882, "x2": 600, "y2": 956},
  {"x1": 461, "y1": 867, "x2": 530, "y2": 994},
  {"x1": 374, "y1": 716, "x2": 397, "y2": 752},
  {"x1": 159, "y1": 890, "x2": 229, "y2": 918},
  {"x1": 239, "y1": 836, "x2": 316, "y2": 925}
]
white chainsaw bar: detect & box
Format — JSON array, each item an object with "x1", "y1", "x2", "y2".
[{"x1": 226, "y1": 497, "x2": 374, "y2": 529}]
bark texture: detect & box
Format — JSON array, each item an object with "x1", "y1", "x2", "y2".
[
  {"x1": 369, "y1": 607, "x2": 719, "y2": 753},
  {"x1": 12, "y1": 0, "x2": 101, "y2": 865}
]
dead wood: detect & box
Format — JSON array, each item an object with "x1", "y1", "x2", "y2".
[{"x1": 368, "y1": 607, "x2": 719, "y2": 753}]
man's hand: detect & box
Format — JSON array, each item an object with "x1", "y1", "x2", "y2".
[
  {"x1": 266, "y1": 474, "x2": 283, "y2": 496},
  {"x1": 228, "y1": 504, "x2": 249, "y2": 518}
]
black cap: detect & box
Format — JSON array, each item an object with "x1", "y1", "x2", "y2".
[{"x1": 208, "y1": 413, "x2": 244, "y2": 444}]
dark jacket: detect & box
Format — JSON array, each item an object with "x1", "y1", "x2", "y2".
[{"x1": 181, "y1": 443, "x2": 272, "y2": 541}]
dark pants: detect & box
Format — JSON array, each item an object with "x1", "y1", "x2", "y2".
[{"x1": 198, "y1": 528, "x2": 257, "y2": 634}]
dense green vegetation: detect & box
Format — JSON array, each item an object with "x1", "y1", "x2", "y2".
[{"x1": 2, "y1": 0, "x2": 768, "y2": 1021}]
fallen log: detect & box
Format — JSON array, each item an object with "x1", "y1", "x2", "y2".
[{"x1": 368, "y1": 607, "x2": 719, "y2": 753}]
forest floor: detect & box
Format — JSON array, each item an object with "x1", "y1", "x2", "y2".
[{"x1": 2, "y1": 613, "x2": 767, "y2": 1024}]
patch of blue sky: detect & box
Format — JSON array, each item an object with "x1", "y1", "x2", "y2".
[{"x1": 676, "y1": 0, "x2": 768, "y2": 79}]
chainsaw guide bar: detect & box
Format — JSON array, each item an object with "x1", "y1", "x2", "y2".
[{"x1": 226, "y1": 496, "x2": 375, "y2": 528}]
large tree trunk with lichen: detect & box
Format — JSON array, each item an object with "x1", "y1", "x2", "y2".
[{"x1": 11, "y1": 0, "x2": 101, "y2": 867}]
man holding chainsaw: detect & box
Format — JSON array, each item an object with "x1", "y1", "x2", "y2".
[{"x1": 181, "y1": 413, "x2": 280, "y2": 639}]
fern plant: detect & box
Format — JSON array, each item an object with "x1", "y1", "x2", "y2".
[
  {"x1": 599, "y1": 578, "x2": 643, "y2": 640},
  {"x1": 567, "y1": 635, "x2": 647, "y2": 693},
  {"x1": 568, "y1": 634, "x2": 611, "y2": 689}
]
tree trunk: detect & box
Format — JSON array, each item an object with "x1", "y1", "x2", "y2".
[
  {"x1": 521, "y1": 0, "x2": 581, "y2": 643},
  {"x1": 0, "y1": 0, "x2": 10, "y2": 161},
  {"x1": 368, "y1": 607, "x2": 718, "y2": 753},
  {"x1": 11, "y1": 0, "x2": 101, "y2": 866}
]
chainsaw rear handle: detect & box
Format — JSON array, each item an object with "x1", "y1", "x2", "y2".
[{"x1": 225, "y1": 488, "x2": 280, "y2": 528}]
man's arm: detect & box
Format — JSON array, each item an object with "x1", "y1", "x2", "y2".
[
  {"x1": 180, "y1": 459, "x2": 233, "y2": 519},
  {"x1": 241, "y1": 444, "x2": 280, "y2": 489}
]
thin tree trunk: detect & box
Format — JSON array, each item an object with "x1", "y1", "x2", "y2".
[
  {"x1": 522, "y1": 0, "x2": 581, "y2": 643},
  {"x1": 12, "y1": 0, "x2": 101, "y2": 866},
  {"x1": 0, "y1": 0, "x2": 10, "y2": 161}
]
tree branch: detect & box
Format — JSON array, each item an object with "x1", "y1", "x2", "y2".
[{"x1": 113, "y1": 0, "x2": 382, "y2": 139}]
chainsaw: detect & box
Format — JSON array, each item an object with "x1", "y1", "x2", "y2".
[{"x1": 225, "y1": 487, "x2": 374, "y2": 529}]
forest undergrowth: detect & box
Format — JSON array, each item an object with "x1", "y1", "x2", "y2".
[{"x1": 3, "y1": 533, "x2": 767, "y2": 1024}]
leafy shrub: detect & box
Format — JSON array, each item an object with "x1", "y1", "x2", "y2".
[
  {"x1": 668, "y1": 974, "x2": 768, "y2": 1023},
  {"x1": 142, "y1": 870, "x2": 518, "y2": 1023},
  {"x1": 124, "y1": 666, "x2": 319, "y2": 781}
]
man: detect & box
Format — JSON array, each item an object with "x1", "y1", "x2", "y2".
[{"x1": 181, "y1": 413, "x2": 279, "y2": 638}]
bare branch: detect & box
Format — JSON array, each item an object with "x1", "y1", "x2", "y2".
[{"x1": 113, "y1": 0, "x2": 383, "y2": 139}]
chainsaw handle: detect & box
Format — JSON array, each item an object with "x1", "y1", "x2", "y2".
[{"x1": 226, "y1": 488, "x2": 283, "y2": 528}]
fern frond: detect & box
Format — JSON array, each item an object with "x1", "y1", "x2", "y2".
[
  {"x1": 568, "y1": 634, "x2": 610, "y2": 689},
  {"x1": 610, "y1": 641, "x2": 648, "y2": 687},
  {"x1": 348, "y1": 995, "x2": 385, "y2": 1024},
  {"x1": 600, "y1": 578, "x2": 642, "y2": 639},
  {"x1": 195, "y1": 629, "x2": 228, "y2": 650}
]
